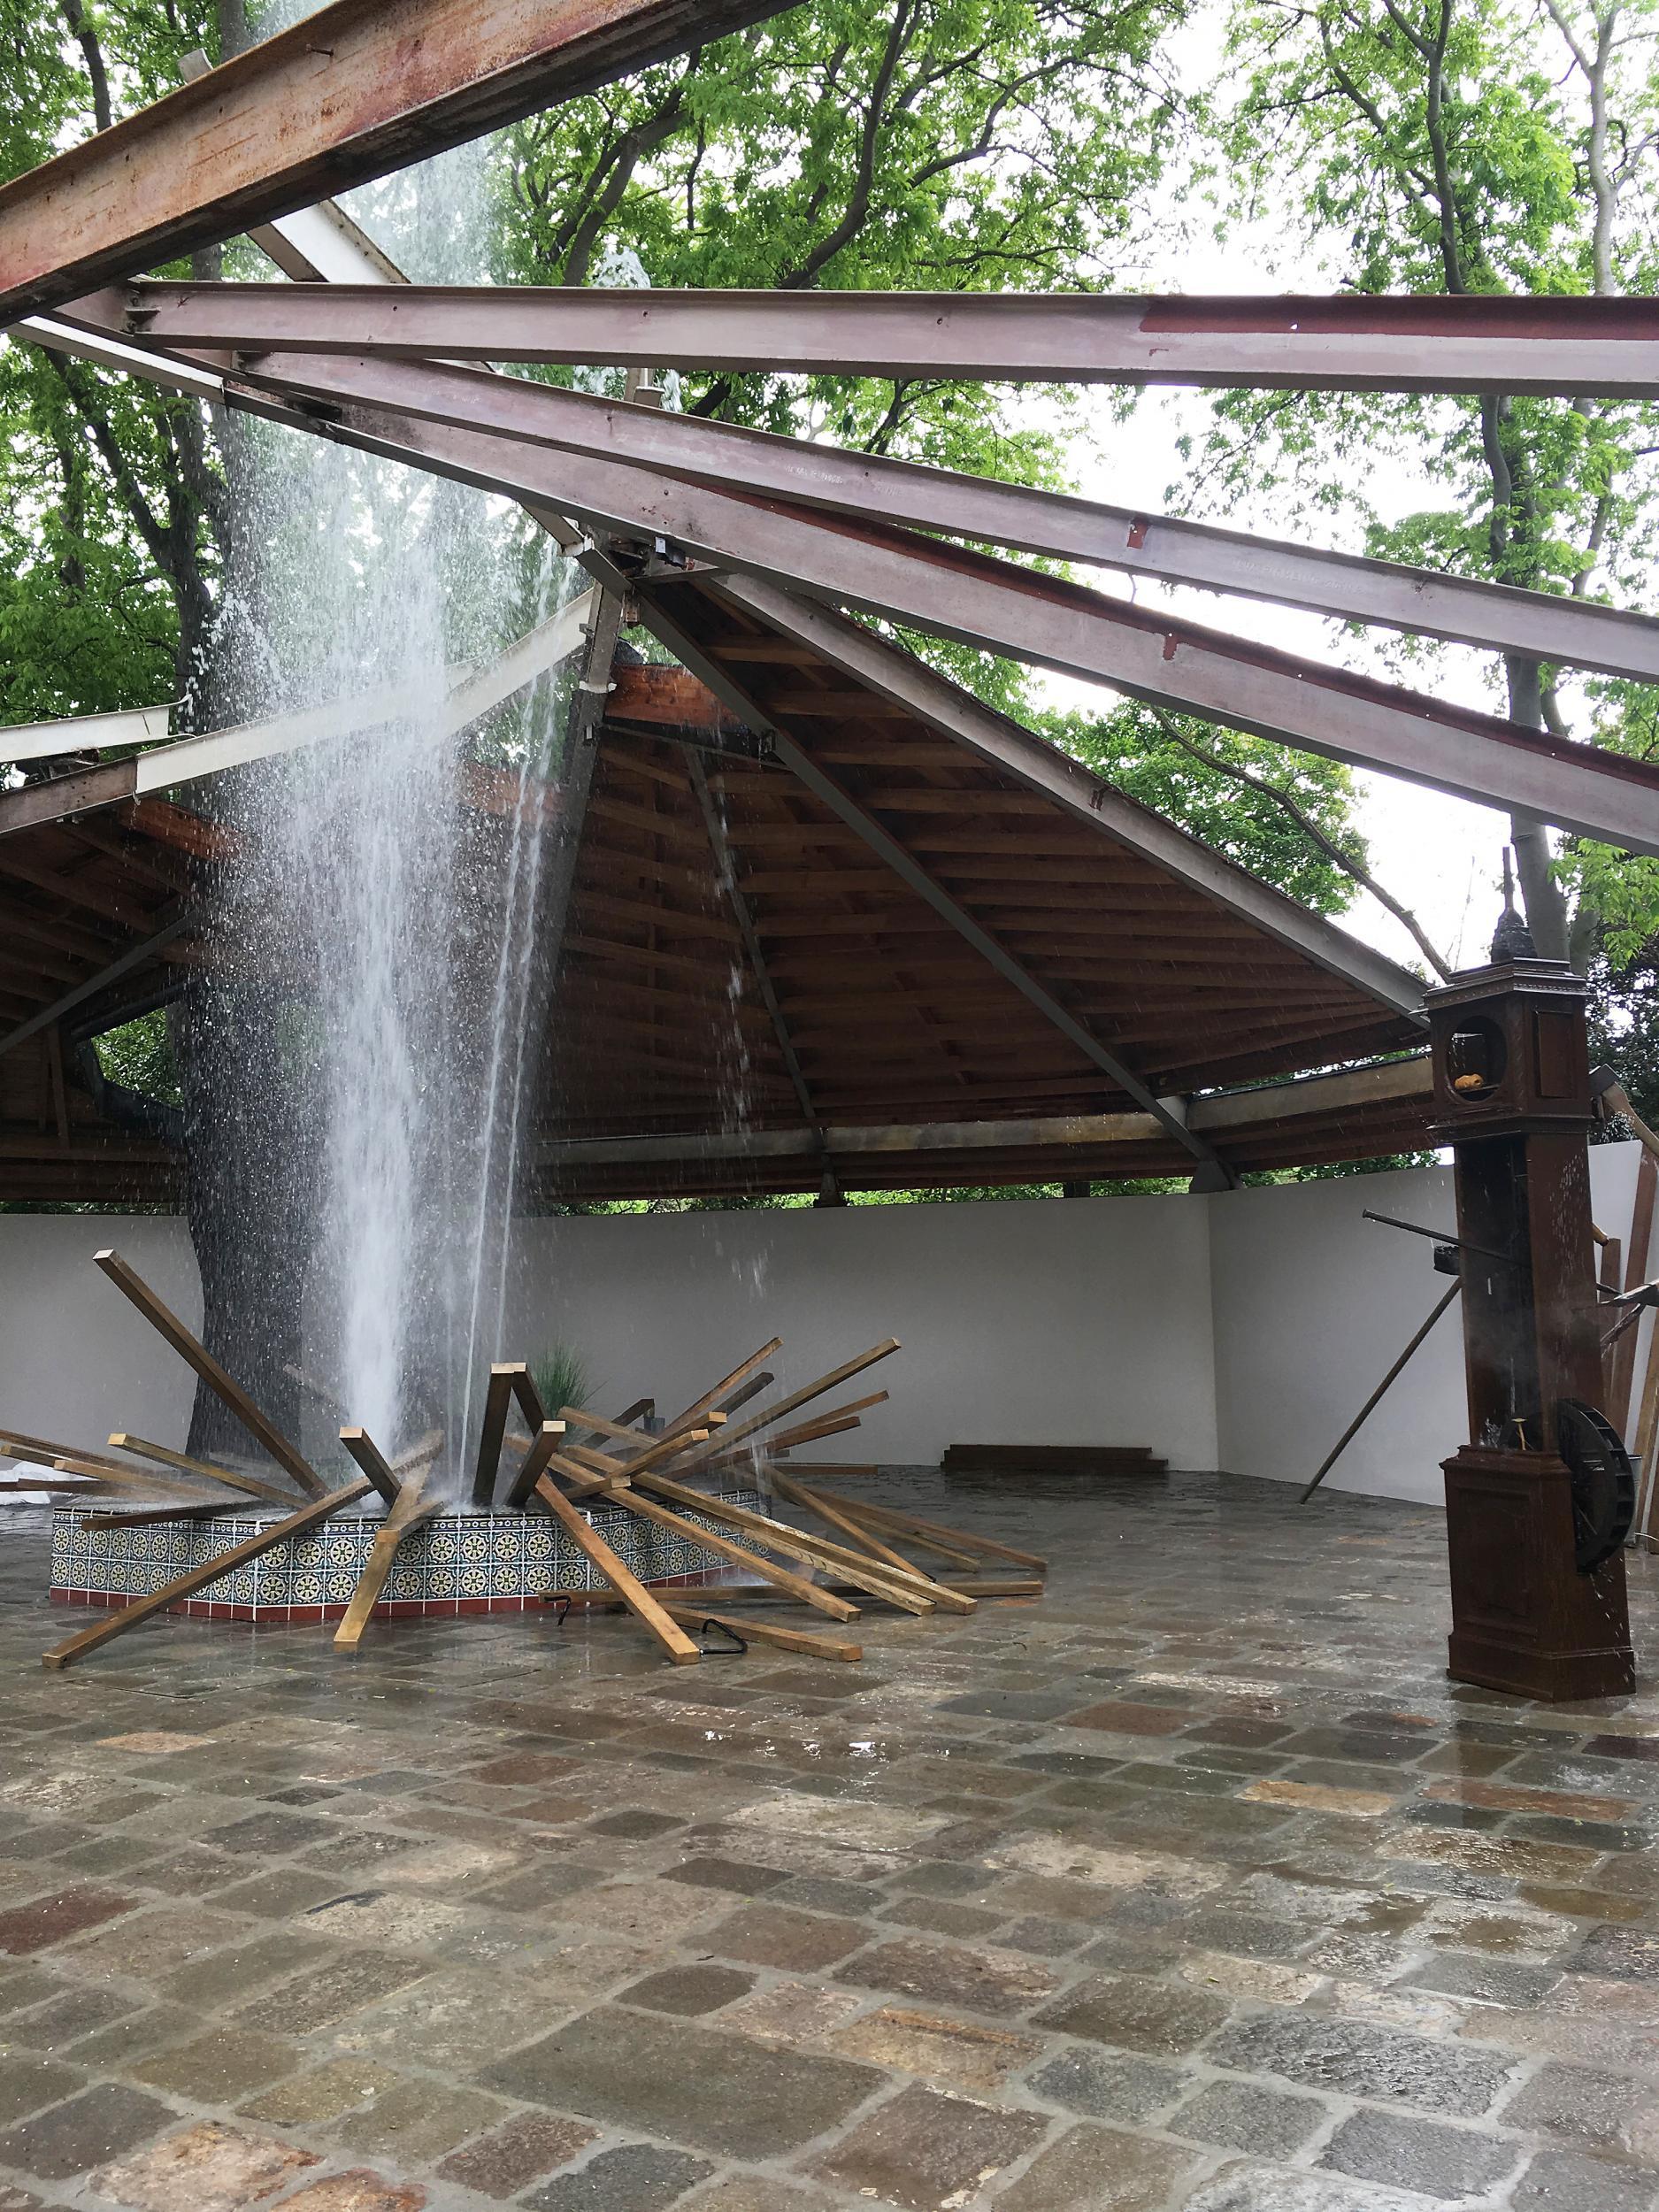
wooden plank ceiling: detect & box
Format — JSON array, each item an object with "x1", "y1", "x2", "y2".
[{"x1": 0, "y1": 589, "x2": 1430, "y2": 1204}]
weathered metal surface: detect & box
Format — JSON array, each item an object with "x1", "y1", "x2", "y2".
[
  {"x1": 0, "y1": 0, "x2": 788, "y2": 321},
  {"x1": 105, "y1": 278, "x2": 1659, "y2": 396},
  {"x1": 188, "y1": 350, "x2": 1659, "y2": 857},
  {"x1": 95, "y1": 324, "x2": 1659, "y2": 681}
]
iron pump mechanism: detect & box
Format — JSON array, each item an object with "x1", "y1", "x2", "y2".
[{"x1": 1423, "y1": 871, "x2": 1637, "y2": 1701}]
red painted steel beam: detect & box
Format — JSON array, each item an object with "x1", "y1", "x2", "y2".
[
  {"x1": 181, "y1": 343, "x2": 1659, "y2": 856},
  {"x1": 107, "y1": 278, "x2": 1659, "y2": 397},
  {"x1": 0, "y1": 0, "x2": 786, "y2": 323},
  {"x1": 133, "y1": 320, "x2": 1659, "y2": 683}
]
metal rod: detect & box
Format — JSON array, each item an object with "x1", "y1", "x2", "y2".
[
  {"x1": 1301, "y1": 1280, "x2": 1463, "y2": 1502},
  {"x1": 1362, "y1": 1208, "x2": 1514, "y2": 1267}
]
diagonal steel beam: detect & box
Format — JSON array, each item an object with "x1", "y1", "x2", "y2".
[
  {"x1": 0, "y1": 911, "x2": 195, "y2": 1063},
  {"x1": 0, "y1": 0, "x2": 789, "y2": 322},
  {"x1": 38, "y1": 312, "x2": 1659, "y2": 854},
  {"x1": 104, "y1": 326, "x2": 1659, "y2": 683},
  {"x1": 615, "y1": 586, "x2": 1228, "y2": 1177},
  {"x1": 703, "y1": 577, "x2": 1426, "y2": 1018},
  {"x1": 187, "y1": 354, "x2": 1659, "y2": 859},
  {"x1": 103, "y1": 278, "x2": 1659, "y2": 399}
]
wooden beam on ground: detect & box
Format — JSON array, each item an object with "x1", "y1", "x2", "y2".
[
  {"x1": 551, "y1": 1572, "x2": 1041, "y2": 1607},
  {"x1": 41, "y1": 1477, "x2": 372, "y2": 1670},
  {"x1": 338, "y1": 1428, "x2": 404, "y2": 1508},
  {"x1": 518, "y1": 1428, "x2": 698, "y2": 1666},
  {"x1": 671, "y1": 1340, "x2": 901, "y2": 1472},
  {"x1": 95, "y1": 1249, "x2": 326, "y2": 1497},
  {"x1": 767, "y1": 1467, "x2": 932, "y2": 1583},
  {"x1": 553, "y1": 1449, "x2": 860, "y2": 1622},
  {"x1": 334, "y1": 1465, "x2": 441, "y2": 1650},
  {"x1": 624, "y1": 1466, "x2": 964, "y2": 1615},
  {"x1": 830, "y1": 1494, "x2": 1048, "y2": 1571},
  {"x1": 108, "y1": 1432, "x2": 303, "y2": 1508}
]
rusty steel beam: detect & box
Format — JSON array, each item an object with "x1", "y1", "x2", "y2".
[
  {"x1": 0, "y1": 0, "x2": 787, "y2": 322},
  {"x1": 38, "y1": 311, "x2": 1659, "y2": 853},
  {"x1": 180, "y1": 349, "x2": 1659, "y2": 857},
  {"x1": 157, "y1": 330, "x2": 1659, "y2": 685},
  {"x1": 104, "y1": 279, "x2": 1659, "y2": 397}
]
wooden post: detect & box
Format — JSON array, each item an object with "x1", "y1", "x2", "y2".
[
  {"x1": 338, "y1": 1428, "x2": 403, "y2": 1507},
  {"x1": 334, "y1": 1465, "x2": 441, "y2": 1650},
  {"x1": 472, "y1": 1364, "x2": 518, "y2": 1506},
  {"x1": 826, "y1": 1494, "x2": 1048, "y2": 1571},
  {"x1": 518, "y1": 1427, "x2": 699, "y2": 1665},
  {"x1": 95, "y1": 1250, "x2": 326, "y2": 1497},
  {"x1": 42, "y1": 1477, "x2": 372, "y2": 1670},
  {"x1": 657, "y1": 1601, "x2": 862, "y2": 1663}
]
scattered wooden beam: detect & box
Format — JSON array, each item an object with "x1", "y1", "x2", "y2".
[
  {"x1": 827, "y1": 1494, "x2": 1048, "y2": 1571},
  {"x1": 81, "y1": 1503, "x2": 227, "y2": 1531},
  {"x1": 671, "y1": 1340, "x2": 901, "y2": 1471},
  {"x1": 108, "y1": 1432, "x2": 303, "y2": 1508},
  {"x1": 472, "y1": 1365, "x2": 518, "y2": 1506},
  {"x1": 0, "y1": 1425, "x2": 142, "y2": 1476},
  {"x1": 663, "y1": 1337, "x2": 782, "y2": 1438},
  {"x1": 553, "y1": 1448, "x2": 860, "y2": 1622},
  {"x1": 518, "y1": 1426, "x2": 699, "y2": 1666},
  {"x1": 41, "y1": 1477, "x2": 373, "y2": 1671},
  {"x1": 94, "y1": 1249, "x2": 326, "y2": 1497},
  {"x1": 716, "y1": 1371, "x2": 773, "y2": 1417},
  {"x1": 334, "y1": 1464, "x2": 441, "y2": 1651},
  {"x1": 551, "y1": 1572, "x2": 1041, "y2": 1608},
  {"x1": 50, "y1": 1455, "x2": 210, "y2": 1502},
  {"x1": 767, "y1": 1467, "x2": 931, "y2": 1583},
  {"x1": 503, "y1": 1416, "x2": 569, "y2": 1509},
  {"x1": 625, "y1": 1467, "x2": 964, "y2": 1615},
  {"x1": 391, "y1": 1428, "x2": 444, "y2": 1478},
  {"x1": 338, "y1": 1428, "x2": 403, "y2": 1508}
]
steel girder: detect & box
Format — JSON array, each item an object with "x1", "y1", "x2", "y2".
[
  {"x1": 105, "y1": 279, "x2": 1659, "y2": 398},
  {"x1": 27, "y1": 308, "x2": 1659, "y2": 856},
  {"x1": 102, "y1": 315, "x2": 1659, "y2": 684},
  {"x1": 0, "y1": 0, "x2": 787, "y2": 322}
]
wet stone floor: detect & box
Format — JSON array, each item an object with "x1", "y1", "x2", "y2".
[{"x1": 1, "y1": 1467, "x2": 1657, "y2": 2212}]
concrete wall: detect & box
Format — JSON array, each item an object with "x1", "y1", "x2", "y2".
[
  {"x1": 0, "y1": 1214, "x2": 200, "y2": 1458},
  {"x1": 1209, "y1": 1141, "x2": 1647, "y2": 1504},
  {"x1": 3, "y1": 1141, "x2": 1647, "y2": 1499},
  {"x1": 510, "y1": 1192, "x2": 1219, "y2": 1470}
]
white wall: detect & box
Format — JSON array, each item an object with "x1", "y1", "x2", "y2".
[
  {"x1": 0, "y1": 1214, "x2": 200, "y2": 1458},
  {"x1": 1209, "y1": 1141, "x2": 1647, "y2": 1504},
  {"x1": 510, "y1": 1193, "x2": 1220, "y2": 1469},
  {"x1": 3, "y1": 1143, "x2": 1647, "y2": 1499}
]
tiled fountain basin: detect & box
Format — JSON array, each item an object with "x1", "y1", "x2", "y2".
[{"x1": 49, "y1": 1487, "x2": 766, "y2": 1624}]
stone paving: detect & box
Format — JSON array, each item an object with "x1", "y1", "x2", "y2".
[{"x1": 0, "y1": 1466, "x2": 1656, "y2": 2212}]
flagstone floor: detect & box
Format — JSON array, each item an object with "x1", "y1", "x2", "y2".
[{"x1": 1, "y1": 1468, "x2": 1656, "y2": 2212}]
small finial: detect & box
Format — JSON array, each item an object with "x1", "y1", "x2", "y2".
[{"x1": 1490, "y1": 847, "x2": 1536, "y2": 962}]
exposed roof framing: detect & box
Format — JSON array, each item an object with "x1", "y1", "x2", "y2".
[
  {"x1": 88, "y1": 314, "x2": 1659, "y2": 682},
  {"x1": 180, "y1": 352, "x2": 1659, "y2": 856},
  {"x1": 0, "y1": 0, "x2": 789, "y2": 321},
  {"x1": 103, "y1": 280, "x2": 1659, "y2": 399}
]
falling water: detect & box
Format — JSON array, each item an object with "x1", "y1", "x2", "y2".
[{"x1": 204, "y1": 58, "x2": 579, "y2": 1475}]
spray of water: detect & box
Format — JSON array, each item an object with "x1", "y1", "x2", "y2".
[{"x1": 203, "y1": 80, "x2": 578, "y2": 1477}]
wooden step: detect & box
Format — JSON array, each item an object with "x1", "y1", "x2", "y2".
[{"x1": 941, "y1": 1445, "x2": 1168, "y2": 1478}]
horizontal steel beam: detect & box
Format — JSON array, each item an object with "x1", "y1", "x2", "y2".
[
  {"x1": 186, "y1": 347, "x2": 1659, "y2": 857},
  {"x1": 118, "y1": 328, "x2": 1659, "y2": 684},
  {"x1": 0, "y1": 0, "x2": 785, "y2": 321},
  {"x1": 108, "y1": 279, "x2": 1659, "y2": 397},
  {"x1": 2, "y1": 702, "x2": 173, "y2": 766},
  {"x1": 532, "y1": 1054, "x2": 1433, "y2": 1165}
]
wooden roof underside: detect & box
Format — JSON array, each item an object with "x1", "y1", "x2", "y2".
[{"x1": 0, "y1": 589, "x2": 1430, "y2": 1205}]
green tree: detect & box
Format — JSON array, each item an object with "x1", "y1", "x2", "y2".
[{"x1": 1200, "y1": 0, "x2": 1659, "y2": 973}]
